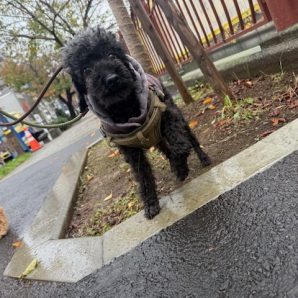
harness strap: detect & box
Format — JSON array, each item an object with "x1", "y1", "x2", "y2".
[
  {"x1": 136, "y1": 131, "x2": 150, "y2": 145},
  {"x1": 104, "y1": 88, "x2": 166, "y2": 149}
]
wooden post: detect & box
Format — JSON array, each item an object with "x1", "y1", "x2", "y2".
[
  {"x1": 156, "y1": 0, "x2": 234, "y2": 102},
  {"x1": 128, "y1": 0, "x2": 194, "y2": 104},
  {"x1": 264, "y1": 0, "x2": 298, "y2": 31}
]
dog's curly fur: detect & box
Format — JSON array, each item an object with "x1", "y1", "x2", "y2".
[{"x1": 62, "y1": 27, "x2": 211, "y2": 219}]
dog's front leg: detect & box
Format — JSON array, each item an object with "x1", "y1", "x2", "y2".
[{"x1": 119, "y1": 146, "x2": 160, "y2": 219}]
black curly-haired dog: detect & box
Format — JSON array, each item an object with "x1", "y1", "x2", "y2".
[{"x1": 62, "y1": 27, "x2": 211, "y2": 219}]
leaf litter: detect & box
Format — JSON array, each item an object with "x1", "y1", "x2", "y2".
[{"x1": 66, "y1": 72, "x2": 298, "y2": 238}]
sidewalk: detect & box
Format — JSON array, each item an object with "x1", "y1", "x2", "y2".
[
  {"x1": 2, "y1": 113, "x2": 101, "y2": 180},
  {"x1": 1, "y1": 137, "x2": 297, "y2": 297},
  {"x1": 0, "y1": 117, "x2": 297, "y2": 296}
]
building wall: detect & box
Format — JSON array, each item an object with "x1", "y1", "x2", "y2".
[{"x1": 0, "y1": 90, "x2": 25, "y2": 114}]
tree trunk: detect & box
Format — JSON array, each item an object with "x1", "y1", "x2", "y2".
[
  {"x1": 107, "y1": 0, "x2": 154, "y2": 74},
  {"x1": 129, "y1": 0, "x2": 194, "y2": 104},
  {"x1": 156, "y1": 0, "x2": 234, "y2": 102}
]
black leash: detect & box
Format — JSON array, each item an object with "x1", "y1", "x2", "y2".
[{"x1": 0, "y1": 65, "x2": 87, "y2": 127}]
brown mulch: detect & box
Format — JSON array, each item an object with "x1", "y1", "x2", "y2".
[{"x1": 66, "y1": 72, "x2": 298, "y2": 238}]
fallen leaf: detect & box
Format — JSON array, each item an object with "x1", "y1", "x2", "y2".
[
  {"x1": 244, "y1": 80, "x2": 253, "y2": 88},
  {"x1": 207, "y1": 104, "x2": 216, "y2": 110},
  {"x1": 12, "y1": 240, "x2": 22, "y2": 248},
  {"x1": 260, "y1": 130, "x2": 275, "y2": 138},
  {"x1": 188, "y1": 119, "x2": 199, "y2": 129},
  {"x1": 128, "y1": 202, "x2": 135, "y2": 209},
  {"x1": 86, "y1": 174, "x2": 94, "y2": 182},
  {"x1": 18, "y1": 259, "x2": 38, "y2": 278},
  {"x1": 215, "y1": 119, "x2": 232, "y2": 128},
  {"x1": 149, "y1": 147, "x2": 155, "y2": 153},
  {"x1": 289, "y1": 99, "x2": 298, "y2": 109},
  {"x1": 108, "y1": 150, "x2": 120, "y2": 158},
  {"x1": 271, "y1": 117, "x2": 286, "y2": 126},
  {"x1": 104, "y1": 193, "x2": 113, "y2": 201},
  {"x1": 203, "y1": 97, "x2": 212, "y2": 105}
]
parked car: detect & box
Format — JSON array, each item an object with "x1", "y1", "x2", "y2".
[{"x1": 0, "y1": 150, "x2": 13, "y2": 163}]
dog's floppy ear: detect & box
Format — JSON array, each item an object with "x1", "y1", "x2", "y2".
[{"x1": 72, "y1": 78, "x2": 89, "y2": 114}]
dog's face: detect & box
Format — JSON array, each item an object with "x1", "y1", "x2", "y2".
[
  {"x1": 62, "y1": 27, "x2": 137, "y2": 111},
  {"x1": 84, "y1": 53, "x2": 135, "y2": 108}
]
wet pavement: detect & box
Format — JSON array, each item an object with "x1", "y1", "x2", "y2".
[
  {"x1": 1, "y1": 149, "x2": 297, "y2": 296},
  {"x1": 0, "y1": 115, "x2": 101, "y2": 296}
]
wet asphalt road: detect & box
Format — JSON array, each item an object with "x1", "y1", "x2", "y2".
[
  {"x1": 0, "y1": 149, "x2": 297, "y2": 296},
  {"x1": 0, "y1": 133, "x2": 100, "y2": 297}
]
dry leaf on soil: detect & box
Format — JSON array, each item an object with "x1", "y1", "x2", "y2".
[
  {"x1": 188, "y1": 119, "x2": 199, "y2": 129},
  {"x1": 289, "y1": 99, "x2": 298, "y2": 109},
  {"x1": 244, "y1": 80, "x2": 253, "y2": 88},
  {"x1": 149, "y1": 147, "x2": 155, "y2": 153},
  {"x1": 207, "y1": 104, "x2": 216, "y2": 110},
  {"x1": 86, "y1": 174, "x2": 94, "y2": 182},
  {"x1": 12, "y1": 240, "x2": 23, "y2": 248},
  {"x1": 203, "y1": 97, "x2": 212, "y2": 105},
  {"x1": 104, "y1": 193, "x2": 113, "y2": 201},
  {"x1": 18, "y1": 258, "x2": 38, "y2": 278},
  {"x1": 271, "y1": 117, "x2": 286, "y2": 126},
  {"x1": 128, "y1": 202, "x2": 135, "y2": 209},
  {"x1": 260, "y1": 130, "x2": 275, "y2": 138},
  {"x1": 108, "y1": 150, "x2": 120, "y2": 158}
]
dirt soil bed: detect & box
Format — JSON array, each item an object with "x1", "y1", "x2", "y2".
[{"x1": 66, "y1": 72, "x2": 298, "y2": 238}]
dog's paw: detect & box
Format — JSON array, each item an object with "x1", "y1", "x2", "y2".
[
  {"x1": 144, "y1": 203, "x2": 160, "y2": 219},
  {"x1": 200, "y1": 155, "x2": 211, "y2": 167},
  {"x1": 176, "y1": 168, "x2": 189, "y2": 182}
]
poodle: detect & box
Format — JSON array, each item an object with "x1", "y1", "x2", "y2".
[{"x1": 62, "y1": 27, "x2": 211, "y2": 219}]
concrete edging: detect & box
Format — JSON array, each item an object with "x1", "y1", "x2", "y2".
[{"x1": 4, "y1": 119, "x2": 298, "y2": 282}]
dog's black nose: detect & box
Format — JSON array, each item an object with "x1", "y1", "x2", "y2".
[{"x1": 105, "y1": 74, "x2": 120, "y2": 89}]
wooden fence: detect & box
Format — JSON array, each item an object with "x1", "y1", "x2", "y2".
[{"x1": 132, "y1": 0, "x2": 272, "y2": 74}]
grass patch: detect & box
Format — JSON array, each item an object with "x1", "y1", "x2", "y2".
[
  {"x1": 220, "y1": 96, "x2": 260, "y2": 122},
  {"x1": 174, "y1": 81, "x2": 213, "y2": 107},
  {"x1": 0, "y1": 153, "x2": 31, "y2": 179},
  {"x1": 81, "y1": 187, "x2": 142, "y2": 236}
]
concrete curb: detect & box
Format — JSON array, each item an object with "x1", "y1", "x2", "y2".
[
  {"x1": 4, "y1": 119, "x2": 298, "y2": 282},
  {"x1": 163, "y1": 26, "x2": 298, "y2": 91}
]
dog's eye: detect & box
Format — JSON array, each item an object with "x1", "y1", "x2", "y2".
[{"x1": 108, "y1": 54, "x2": 116, "y2": 59}]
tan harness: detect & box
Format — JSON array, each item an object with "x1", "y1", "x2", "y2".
[{"x1": 102, "y1": 87, "x2": 167, "y2": 149}]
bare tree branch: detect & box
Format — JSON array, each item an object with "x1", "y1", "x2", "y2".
[
  {"x1": 83, "y1": 0, "x2": 94, "y2": 28},
  {"x1": 58, "y1": 94, "x2": 67, "y2": 104},
  {"x1": 11, "y1": 34, "x2": 56, "y2": 41},
  {"x1": 39, "y1": 0, "x2": 76, "y2": 36},
  {"x1": 7, "y1": 0, "x2": 64, "y2": 46}
]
